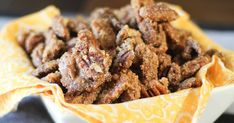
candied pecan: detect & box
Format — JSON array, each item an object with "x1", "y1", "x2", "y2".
[
  {"x1": 42, "y1": 31, "x2": 66, "y2": 63},
  {"x1": 159, "y1": 77, "x2": 169, "y2": 87},
  {"x1": 90, "y1": 8, "x2": 123, "y2": 31},
  {"x1": 31, "y1": 43, "x2": 44, "y2": 67},
  {"x1": 140, "y1": 83, "x2": 150, "y2": 97},
  {"x1": 66, "y1": 38, "x2": 78, "y2": 50},
  {"x1": 167, "y1": 63, "x2": 181, "y2": 86},
  {"x1": 139, "y1": 3, "x2": 178, "y2": 22},
  {"x1": 113, "y1": 26, "x2": 144, "y2": 71},
  {"x1": 113, "y1": 45, "x2": 135, "y2": 71},
  {"x1": 163, "y1": 23, "x2": 203, "y2": 63},
  {"x1": 116, "y1": 25, "x2": 143, "y2": 46},
  {"x1": 59, "y1": 52, "x2": 86, "y2": 94},
  {"x1": 137, "y1": 45, "x2": 161, "y2": 96},
  {"x1": 158, "y1": 77, "x2": 170, "y2": 93},
  {"x1": 147, "y1": 24, "x2": 168, "y2": 53},
  {"x1": 172, "y1": 54, "x2": 186, "y2": 65},
  {"x1": 137, "y1": 17, "x2": 168, "y2": 50},
  {"x1": 58, "y1": 52, "x2": 77, "y2": 82},
  {"x1": 114, "y1": 5, "x2": 137, "y2": 28},
  {"x1": 131, "y1": 0, "x2": 154, "y2": 22},
  {"x1": 119, "y1": 70, "x2": 141, "y2": 102},
  {"x1": 52, "y1": 16, "x2": 70, "y2": 40},
  {"x1": 59, "y1": 29, "x2": 112, "y2": 94},
  {"x1": 158, "y1": 53, "x2": 171, "y2": 77},
  {"x1": 106, "y1": 47, "x2": 117, "y2": 59},
  {"x1": 75, "y1": 30, "x2": 112, "y2": 79},
  {"x1": 131, "y1": 1, "x2": 172, "y2": 49},
  {"x1": 138, "y1": 77, "x2": 169, "y2": 96},
  {"x1": 96, "y1": 71, "x2": 129, "y2": 104},
  {"x1": 65, "y1": 87, "x2": 102, "y2": 104},
  {"x1": 138, "y1": 18, "x2": 159, "y2": 45},
  {"x1": 67, "y1": 16, "x2": 90, "y2": 35},
  {"x1": 135, "y1": 42, "x2": 171, "y2": 96},
  {"x1": 181, "y1": 56, "x2": 210, "y2": 78},
  {"x1": 91, "y1": 18, "x2": 116, "y2": 49},
  {"x1": 32, "y1": 60, "x2": 59, "y2": 78},
  {"x1": 131, "y1": 0, "x2": 154, "y2": 8},
  {"x1": 148, "y1": 38, "x2": 168, "y2": 54},
  {"x1": 163, "y1": 23, "x2": 190, "y2": 43},
  {"x1": 182, "y1": 39, "x2": 201, "y2": 61},
  {"x1": 140, "y1": 46, "x2": 159, "y2": 81},
  {"x1": 163, "y1": 23, "x2": 190, "y2": 51},
  {"x1": 41, "y1": 71, "x2": 61, "y2": 84},
  {"x1": 17, "y1": 29, "x2": 45, "y2": 54},
  {"x1": 178, "y1": 77, "x2": 202, "y2": 90},
  {"x1": 146, "y1": 78, "x2": 169, "y2": 96},
  {"x1": 25, "y1": 32, "x2": 45, "y2": 53}
]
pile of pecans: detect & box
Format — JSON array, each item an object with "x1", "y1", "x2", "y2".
[{"x1": 17, "y1": 0, "x2": 217, "y2": 104}]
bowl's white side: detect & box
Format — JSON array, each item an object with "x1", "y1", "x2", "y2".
[
  {"x1": 226, "y1": 103, "x2": 234, "y2": 114},
  {"x1": 198, "y1": 84, "x2": 234, "y2": 123},
  {"x1": 41, "y1": 97, "x2": 86, "y2": 123}
]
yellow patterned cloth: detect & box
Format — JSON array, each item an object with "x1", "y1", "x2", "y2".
[{"x1": 0, "y1": 5, "x2": 234, "y2": 123}]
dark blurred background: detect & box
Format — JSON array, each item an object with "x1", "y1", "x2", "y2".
[
  {"x1": 0, "y1": 0, "x2": 234, "y2": 28},
  {"x1": 0, "y1": 0, "x2": 233, "y2": 123}
]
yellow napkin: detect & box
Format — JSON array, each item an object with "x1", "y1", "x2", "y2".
[{"x1": 0, "y1": 5, "x2": 234, "y2": 123}]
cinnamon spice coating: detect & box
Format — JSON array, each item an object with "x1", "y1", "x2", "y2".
[{"x1": 17, "y1": 0, "x2": 218, "y2": 104}]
